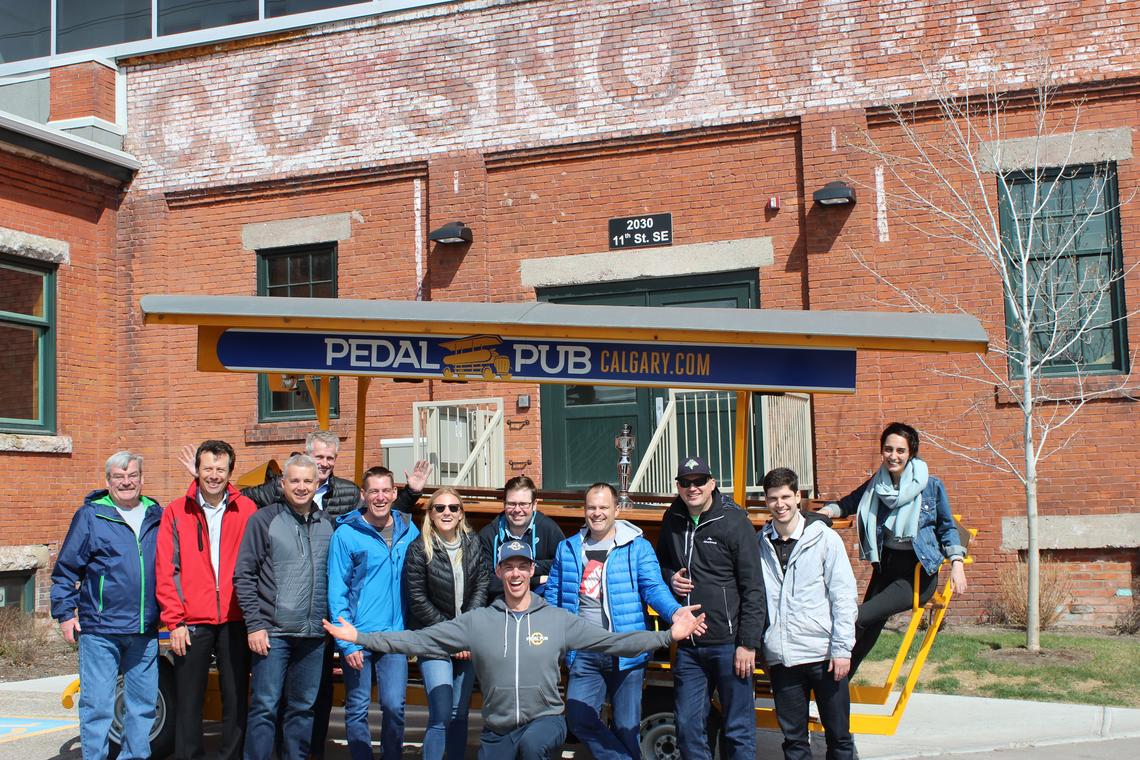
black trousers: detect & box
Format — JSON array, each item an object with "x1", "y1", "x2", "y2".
[
  {"x1": 849, "y1": 548, "x2": 938, "y2": 675},
  {"x1": 172, "y1": 620, "x2": 250, "y2": 760},
  {"x1": 769, "y1": 661, "x2": 855, "y2": 760}
]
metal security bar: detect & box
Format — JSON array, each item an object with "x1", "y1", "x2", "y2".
[
  {"x1": 629, "y1": 390, "x2": 814, "y2": 497},
  {"x1": 412, "y1": 397, "x2": 504, "y2": 488}
]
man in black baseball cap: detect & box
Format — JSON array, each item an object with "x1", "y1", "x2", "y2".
[{"x1": 656, "y1": 454, "x2": 767, "y2": 759}]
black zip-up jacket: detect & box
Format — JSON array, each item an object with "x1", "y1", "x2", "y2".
[
  {"x1": 242, "y1": 474, "x2": 419, "y2": 517},
  {"x1": 478, "y1": 511, "x2": 566, "y2": 601},
  {"x1": 233, "y1": 501, "x2": 334, "y2": 637},
  {"x1": 656, "y1": 490, "x2": 766, "y2": 649},
  {"x1": 403, "y1": 531, "x2": 490, "y2": 658}
]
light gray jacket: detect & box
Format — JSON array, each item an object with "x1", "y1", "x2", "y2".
[
  {"x1": 758, "y1": 515, "x2": 857, "y2": 667},
  {"x1": 357, "y1": 593, "x2": 671, "y2": 733}
]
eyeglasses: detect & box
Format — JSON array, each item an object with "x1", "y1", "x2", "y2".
[
  {"x1": 432, "y1": 503, "x2": 462, "y2": 513},
  {"x1": 504, "y1": 501, "x2": 534, "y2": 509},
  {"x1": 677, "y1": 475, "x2": 711, "y2": 489}
]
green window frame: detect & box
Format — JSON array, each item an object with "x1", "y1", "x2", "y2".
[
  {"x1": 255, "y1": 243, "x2": 340, "y2": 422},
  {"x1": 999, "y1": 163, "x2": 1128, "y2": 377},
  {"x1": 0, "y1": 255, "x2": 56, "y2": 434},
  {"x1": 0, "y1": 570, "x2": 36, "y2": 613}
]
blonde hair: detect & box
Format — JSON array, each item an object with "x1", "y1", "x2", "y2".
[{"x1": 421, "y1": 487, "x2": 472, "y2": 563}]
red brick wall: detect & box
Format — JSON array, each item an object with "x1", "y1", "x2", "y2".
[
  {"x1": 50, "y1": 61, "x2": 117, "y2": 122},
  {"x1": 0, "y1": 152, "x2": 123, "y2": 555},
  {"x1": 1043, "y1": 549, "x2": 1137, "y2": 627},
  {"x1": 8, "y1": 0, "x2": 1140, "y2": 620}
]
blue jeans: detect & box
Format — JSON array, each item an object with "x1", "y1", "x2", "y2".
[
  {"x1": 244, "y1": 635, "x2": 325, "y2": 760},
  {"x1": 342, "y1": 649, "x2": 407, "y2": 760},
  {"x1": 478, "y1": 714, "x2": 566, "y2": 760},
  {"x1": 673, "y1": 643, "x2": 757, "y2": 760},
  {"x1": 78, "y1": 632, "x2": 158, "y2": 760},
  {"x1": 769, "y1": 661, "x2": 855, "y2": 760},
  {"x1": 420, "y1": 657, "x2": 476, "y2": 760},
  {"x1": 565, "y1": 651, "x2": 644, "y2": 760}
]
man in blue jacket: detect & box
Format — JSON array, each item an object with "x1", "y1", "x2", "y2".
[
  {"x1": 327, "y1": 465, "x2": 420, "y2": 760},
  {"x1": 50, "y1": 451, "x2": 163, "y2": 760},
  {"x1": 545, "y1": 482, "x2": 681, "y2": 760}
]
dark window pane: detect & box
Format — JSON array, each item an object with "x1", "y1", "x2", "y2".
[
  {"x1": 266, "y1": 0, "x2": 363, "y2": 18},
  {"x1": 565, "y1": 385, "x2": 636, "y2": 406},
  {"x1": 266, "y1": 285, "x2": 289, "y2": 297},
  {"x1": 57, "y1": 0, "x2": 151, "y2": 54},
  {"x1": 310, "y1": 282, "x2": 334, "y2": 298},
  {"x1": 0, "y1": 1, "x2": 50, "y2": 63},
  {"x1": 158, "y1": 0, "x2": 258, "y2": 36},
  {"x1": 312, "y1": 253, "x2": 332, "y2": 282},
  {"x1": 289, "y1": 254, "x2": 310, "y2": 285},
  {"x1": 0, "y1": 323, "x2": 40, "y2": 421},
  {"x1": 266, "y1": 256, "x2": 289, "y2": 288},
  {"x1": 1003, "y1": 165, "x2": 1126, "y2": 375},
  {"x1": 0, "y1": 263, "x2": 45, "y2": 318}
]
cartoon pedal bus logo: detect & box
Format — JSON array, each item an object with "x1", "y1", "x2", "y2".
[{"x1": 440, "y1": 335, "x2": 512, "y2": 381}]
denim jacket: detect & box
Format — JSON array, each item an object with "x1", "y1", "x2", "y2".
[{"x1": 831, "y1": 473, "x2": 965, "y2": 574}]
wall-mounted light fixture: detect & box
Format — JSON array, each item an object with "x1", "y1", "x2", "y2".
[
  {"x1": 812, "y1": 181, "x2": 856, "y2": 207},
  {"x1": 428, "y1": 221, "x2": 473, "y2": 244}
]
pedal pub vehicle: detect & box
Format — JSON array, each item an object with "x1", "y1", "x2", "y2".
[{"x1": 63, "y1": 294, "x2": 986, "y2": 757}]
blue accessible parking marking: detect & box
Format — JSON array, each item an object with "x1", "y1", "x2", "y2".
[{"x1": 0, "y1": 716, "x2": 78, "y2": 743}]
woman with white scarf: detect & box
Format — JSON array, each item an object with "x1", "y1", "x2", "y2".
[{"x1": 822, "y1": 422, "x2": 968, "y2": 674}]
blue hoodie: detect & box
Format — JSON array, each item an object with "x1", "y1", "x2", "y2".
[
  {"x1": 50, "y1": 490, "x2": 163, "y2": 635},
  {"x1": 545, "y1": 519, "x2": 681, "y2": 670},
  {"x1": 327, "y1": 508, "x2": 419, "y2": 655}
]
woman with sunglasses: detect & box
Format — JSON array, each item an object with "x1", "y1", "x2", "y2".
[
  {"x1": 821, "y1": 422, "x2": 968, "y2": 675},
  {"x1": 402, "y1": 487, "x2": 490, "y2": 759}
]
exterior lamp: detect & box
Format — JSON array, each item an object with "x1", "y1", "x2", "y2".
[
  {"x1": 428, "y1": 221, "x2": 473, "y2": 244},
  {"x1": 812, "y1": 181, "x2": 856, "y2": 206}
]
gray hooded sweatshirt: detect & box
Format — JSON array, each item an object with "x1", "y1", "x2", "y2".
[{"x1": 357, "y1": 593, "x2": 671, "y2": 733}]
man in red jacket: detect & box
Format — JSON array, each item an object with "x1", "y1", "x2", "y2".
[{"x1": 156, "y1": 440, "x2": 258, "y2": 760}]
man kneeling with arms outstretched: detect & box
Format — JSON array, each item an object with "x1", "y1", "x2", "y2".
[{"x1": 324, "y1": 541, "x2": 707, "y2": 759}]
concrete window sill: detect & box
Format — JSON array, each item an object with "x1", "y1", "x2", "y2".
[{"x1": 0, "y1": 433, "x2": 73, "y2": 454}]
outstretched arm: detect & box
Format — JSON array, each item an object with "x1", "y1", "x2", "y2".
[
  {"x1": 323, "y1": 615, "x2": 466, "y2": 659},
  {"x1": 564, "y1": 604, "x2": 706, "y2": 657}
]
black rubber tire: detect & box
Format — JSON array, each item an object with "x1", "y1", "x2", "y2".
[
  {"x1": 638, "y1": 687, "x2": 725, "y2": 760},
  {"x1": 108, "y1": 657, "x2": 176, "y2": 759}
]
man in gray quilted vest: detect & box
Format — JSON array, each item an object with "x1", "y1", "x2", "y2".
[{"x1": 234, "y1": 454, "x2": 335, "y2": 760}]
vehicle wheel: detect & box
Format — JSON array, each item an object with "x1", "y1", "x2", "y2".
[
  {"x1": 640, "y1": 711, "x2": 681, "y2": 760},
  {"x1": 108, "y1": 657, "x2": 176, "y2": 759}
]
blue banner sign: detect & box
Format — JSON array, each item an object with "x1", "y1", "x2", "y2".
[{"x1": 213, "y1": 330, "x2": 857, "y2": 392}]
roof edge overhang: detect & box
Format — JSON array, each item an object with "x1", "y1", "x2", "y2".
[
  {"x1": 0, "y1": 110, "x2": 139, "y2": 183},
  {"x1": 140, "y1": 295, "x2": 989, "y2": 355}
]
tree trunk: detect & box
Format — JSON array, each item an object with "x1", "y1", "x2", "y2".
[{"x1": 1024, "y1": 404, "x2": 1041, "y2": 652}]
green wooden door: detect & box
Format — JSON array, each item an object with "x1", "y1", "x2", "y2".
[{"x1": 539, "y1": 272, "x2": 759, "y2": 491}]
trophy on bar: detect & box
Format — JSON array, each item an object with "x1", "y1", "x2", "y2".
[{"x1": 615, "y1": 423, "x2": 635, "y2": 509}]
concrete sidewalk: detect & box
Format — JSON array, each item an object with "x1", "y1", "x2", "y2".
[
  {"x1": 1, "y1": 675, "x2": 1139, "y2": 758},
  {"x1": 850, "y1": 692, "x2": 1140, "y2": 759}
]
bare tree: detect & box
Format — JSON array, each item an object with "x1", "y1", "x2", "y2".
[{"x1": 850, "y1": 64, "x2": 1136, "y2": 652}]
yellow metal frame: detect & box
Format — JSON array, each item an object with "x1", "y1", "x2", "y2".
[{"x1": 644, "y1": 518, "x2": 979, "y2": 736}]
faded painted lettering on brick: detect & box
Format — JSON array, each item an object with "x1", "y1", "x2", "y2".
[{"x1": 211, "y1": 330, "x2": 857, "y2": 393}]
